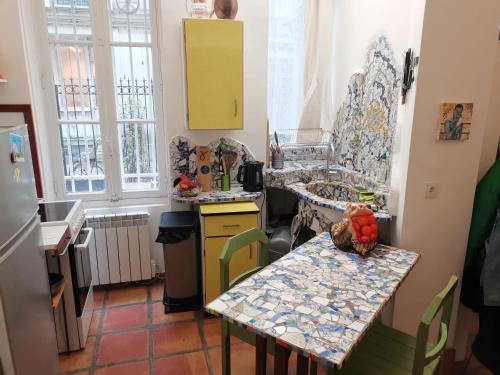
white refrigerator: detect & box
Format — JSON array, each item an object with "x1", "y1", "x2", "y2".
[{"x1": 0, "y1": 125, "x2": 58, "y2": 375}]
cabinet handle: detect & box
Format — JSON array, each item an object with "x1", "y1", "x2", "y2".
[
  {"x1": 249, "y1": 245, "x2": 252, "y2": 259},
  {"x1": 233, "y1": 100, "x2": 238, "y2": 117},
  {"x1": 222, "y1": 224, "x2": 240, "y2": 228}
]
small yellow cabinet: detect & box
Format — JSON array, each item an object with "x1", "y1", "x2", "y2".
[
  {"x1": 183, "y1": 18, "x2": 243, "y2": 130},
  {"x1": 200, "y1": 202, "x2": 259, "y2": 304}
]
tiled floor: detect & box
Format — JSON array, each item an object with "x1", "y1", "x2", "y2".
[
  {"x1": 59, "y1": 281, "x2": 494, "y2": 375},
  {"x1": 58, "y1": 281, "x2": 306, "y2": 375}
]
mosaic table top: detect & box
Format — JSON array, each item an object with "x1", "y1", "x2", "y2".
[
  {"x1": 206, "y1": 232, "x2": 419, "y2": 369},
  {"x1": 171, "y1": 186, "x2": 262, "y2": 204}
]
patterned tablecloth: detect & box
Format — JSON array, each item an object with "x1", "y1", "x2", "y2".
[{"x1": 206, "y1": 232, "x2": 419, "y2": 369}]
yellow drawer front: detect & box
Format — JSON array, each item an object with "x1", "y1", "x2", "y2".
[
  {"x1": 204, "y1": 237, "x2": 257, "y2": 304},
  {"x1": 204, "y1": 214, "x2": 258, "y2": 237}
]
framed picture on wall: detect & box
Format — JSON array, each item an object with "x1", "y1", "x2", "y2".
[{"x1": 437, "y1": 102, "x2": 473, "y2": 141}]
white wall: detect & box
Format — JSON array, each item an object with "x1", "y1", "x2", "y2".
[
  {"x1": 393, "y1": 0, "x2": 500, "y2": 357},
  {"x1": 160, "y1": 1, "x2": 269, "y2": 163},
  {"x1": 0, "y1": 0, "x2": 31, "y2": 104}
]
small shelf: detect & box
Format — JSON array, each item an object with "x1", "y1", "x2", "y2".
[{"x1": 51, "y1": 280, "x2": 66, "y2": 309}]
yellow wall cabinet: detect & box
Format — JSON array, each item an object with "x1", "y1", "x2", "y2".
[
  {"x1": 200, "y1": 202, "x2": 259, "y2": 304},
  {"x1": 183, "y1": 18, "x2": 243, "y2": 130}
]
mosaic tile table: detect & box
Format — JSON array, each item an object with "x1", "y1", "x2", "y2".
[{"x1": 206, "y1": 232, "x2": 419, "y2": 373}]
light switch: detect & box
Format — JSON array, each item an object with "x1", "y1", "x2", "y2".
[{"x1": 424, "y1": 182, "x2": 440, "y2": 199}]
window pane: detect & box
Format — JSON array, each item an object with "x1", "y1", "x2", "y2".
[
  {"x1": 60, "y1": 124, "x2": 105, "y2": 193},
  {"x1": 51, "y1": 44, "x2": 99, "y2": 121},
  {"x1": 118, "y1": 123, "x2": 158, "y2": 191},
  {"x1": 109, "y1": 0, "x2": 151, "y2": 43},
  {"x1": 112, "y1": 46, "x2": 154, "y2": 120},
  {"x1": 45, "y1": 0, "x2": 92, "y2": 41},
  {"x1": 268, "y1": 0, "x2": 305, "y2": 132}
]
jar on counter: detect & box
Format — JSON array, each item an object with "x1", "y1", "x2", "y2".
[{"x1": 186, "y1": 0, "x2": 214, "y2": 18}]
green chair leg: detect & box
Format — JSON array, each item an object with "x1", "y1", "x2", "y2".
[
  {"x1": 310, "y1": 360, "x2": 318, "y2": 375},
  {"x1": 222, "y1": 320, "x2": 231, "y2": 375}
]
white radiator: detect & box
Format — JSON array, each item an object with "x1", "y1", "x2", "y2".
[{"x1": 86, "y1": 212, "x2": 152, "y2": 285}]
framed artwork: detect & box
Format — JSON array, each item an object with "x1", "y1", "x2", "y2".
[{"x1": 437, "y1": 102, "x2": 473, "y2": 141}]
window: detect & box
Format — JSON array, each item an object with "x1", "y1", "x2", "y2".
[
  {"x1": 267, "y1": 0, "x2": 305, "y2": 133},
  {"x1": 44, "y1": 0, "x2": 164, "y2": 198}
]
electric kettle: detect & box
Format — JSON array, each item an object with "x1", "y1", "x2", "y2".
[{"x1": 237, "y1": 161, "x2": 264, "y2": 192}]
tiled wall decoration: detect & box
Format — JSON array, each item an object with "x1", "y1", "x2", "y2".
[
  {"x1": 282, "y1": 145, "x2": 329, "y2": 162},
  {"x1": 169, "y1": 136, "x2": 255, "y2": 189},
  {"x1": 331, "y1": 35, "x2": 401, "y2": 187}
]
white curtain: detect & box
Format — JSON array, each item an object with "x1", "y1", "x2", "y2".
[
  {"x1": 298, "y1": 0, "x2": 335, "y2": 130},
  {"x1": 267, "y1": 0, "x2": 305, "y2": 133}
]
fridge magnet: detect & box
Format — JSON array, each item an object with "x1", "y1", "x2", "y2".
[
  {"x1": 9, "y1": 133, "x2": 25, "y2": 162},
  {"x1": 437, "y1": 103, "x2": 473, "y2": 141}
]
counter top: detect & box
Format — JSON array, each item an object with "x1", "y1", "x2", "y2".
[
  {"x1": 40, "y1": 224, "x2": 70, "y2": 255},
  {"x1": 287, "y1": 182, "x2": 392, "y2": 221},
  {"x1": 171, "y1": 186, "x2": 262, "y2": 204}
]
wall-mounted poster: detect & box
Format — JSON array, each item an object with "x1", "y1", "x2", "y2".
[{"x1": 437, "y1": 102, "x2": 473, "y2": 141}]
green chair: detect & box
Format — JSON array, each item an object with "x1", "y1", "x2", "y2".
[
  {"x1": 219, "y1": 228, "x2": 271, "y2": 375},
  {"x1": 313, "y1": 275, "x2": 458, "y2": 375}
]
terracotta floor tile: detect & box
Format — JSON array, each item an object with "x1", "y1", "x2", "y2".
[
  {"x1": 107, "y1": 285, "x2": 148, "y2": 307},
  {"x1": 153, "y1": 321, "x2": 202, "y2": 356},
  {"x1": 154, "y1": 351, "x2": 209, "y2": 375},
  {"x1": 209, "y1": 343, "x2": 300, "y2": 375},
  {"x1": 94, "y1": 289, "x2": 106, "y2": 309},
  {"x1": 72, "y1": 371, "x2": 90, "y2": 375},
  {"x1": 151, "y1": 282, "x2": 164, "y2": 302},
  {"x1": 58, "y1": 336, "x2": 96, "y2": 373},
  {"x1": 464, "y1": 355, "x2": 494, "y2": 375},
  {"x1": 152, "y1": 302, "x2": 196, "y2": 325},
  {"x1": 202, "y1": 317, "x2": 221, "y2": 347},
  {"x1": 97, "y1": 330, "x2": 148, "y2": 365},
  {"x1": 89, "y1": 310, "x2": 102, "y2": 336},
  {"x1": 103, "y1": 304, "x2": 147, "y2": 333},
  {"x1": 94, "y1": 361, "x2": 150, "y2": 375}
]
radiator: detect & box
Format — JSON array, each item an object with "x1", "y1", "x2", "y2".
[{"x1": 86, "y1": 212, "x2": 152, "y2": 285}]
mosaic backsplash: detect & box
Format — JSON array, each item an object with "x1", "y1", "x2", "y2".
[
  {"x1": 169, "y1": 136, "x2": 255, "y2": 189},
  {"x1": 332, "y1": 36, "x2": 401, "y2": 187},
  {"x1": 282, "y1": 145, "x2": 329, "y2": 162}
]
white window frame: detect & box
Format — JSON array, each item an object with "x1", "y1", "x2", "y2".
[{"x1": 40, "y1": 0, "x2": 167, "y2": 202}]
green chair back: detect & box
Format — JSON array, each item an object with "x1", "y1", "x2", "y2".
[
  {"x1": 218, "y1": 228, "x2": 270, "y2": 375},
  {"x1": 219, "y1": 227, "x2": 269, "y2": 293},
  {"x1": 413, "y1": 275, "x2": 458, "y2": 374}
]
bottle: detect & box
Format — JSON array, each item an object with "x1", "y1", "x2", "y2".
[{"x1": 186, "y1": 0, "x2": 214, "y2": 18}]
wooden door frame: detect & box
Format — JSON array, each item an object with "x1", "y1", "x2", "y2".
[{"x1": 0, "y1": 104, "x2": 43, "y2": 198}]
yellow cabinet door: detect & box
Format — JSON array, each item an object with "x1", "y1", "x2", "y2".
[
  {"x1": 204, "y1": 237, "x2": 257, "y2": 304},
  {"x1": 184, "y1": 19, "x2": 243, "y2": 130}
]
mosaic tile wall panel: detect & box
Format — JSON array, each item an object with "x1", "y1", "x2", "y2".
[
  {"x1": 206, "y1": 232, "x2": 420, "y2": 369},
  {"x1": 169, "y1": 136, "x2": 255, "y2": 189},
  {"x1": 282, "y1": 145, "x2": 329, "y2": 161},
  {"x1": 332, "y1": 36, "x2": 401, "y2": 187}
]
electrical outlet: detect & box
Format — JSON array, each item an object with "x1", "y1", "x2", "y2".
[{"x1": 424, "y1": 182, "x2": 440, "y2": 199}]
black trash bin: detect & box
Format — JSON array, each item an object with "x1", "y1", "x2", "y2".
[{"x1": 156, "y1": 211, "x2": 201, "y2": 313}]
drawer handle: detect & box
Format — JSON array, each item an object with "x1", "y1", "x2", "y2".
[{"x1": 222, "y1": 224, "x2": 240, "y2": 228}]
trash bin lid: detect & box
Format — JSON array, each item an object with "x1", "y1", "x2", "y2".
[{"x1": 159, "y1": 211, "x2": 198, "y2": 232}]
